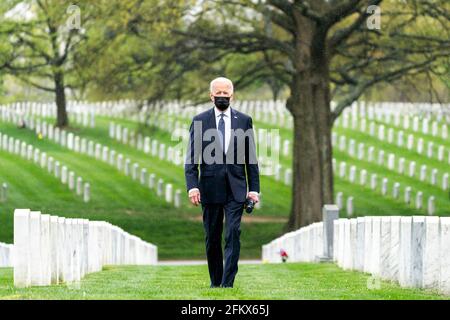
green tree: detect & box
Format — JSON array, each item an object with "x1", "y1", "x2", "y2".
[
  {"x1": 2, "y1": 0, "x2": 99, "y2": 127},
  {"x1": 174, "y1": 0, "x2": 450, "y2": 229}
]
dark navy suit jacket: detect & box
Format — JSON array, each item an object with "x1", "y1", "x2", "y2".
[{"x1": 184, "y1": 107, "x2": 260, "y2": 204}]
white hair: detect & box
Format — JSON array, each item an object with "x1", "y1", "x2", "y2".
[{"x1": 210, "y1": 77, "x2": 234, "y2": 93}]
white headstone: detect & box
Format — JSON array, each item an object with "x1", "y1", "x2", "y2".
[
  {"x1": 388, "y1": 153, "x2": 395, "y2": 170},
  {"x1": 427, "y1": 196, "x2": 435, "y2": 216},
  {"x1": 407, "y1": 134, "x2": 414, "y2": 150},
  {"x1": 442, "y1": 124, "x2": 448, "y2": 139},
  {"x1": 427, "y1": 142, "x2": 433, "y2": 158},
  {"x1": 438, "y1": 145, "x2": 444, "y2": 161},
  {"x1": 68, "y1": 171, "x2": 75, "y2": 190},
  {"x1": 61, "y1": 166, "x2": 68, "y2": 184},
  {"x1": 357, "y1": 143, "x2": 364, "y2": 160},
  {"x1": 381, "y1": 178, "x2": 388, "y2": 195},
  {"x1": 336, "y1": 192, "x2": 343, "y2": 209},
  {"x1": 125, "y1": 159, "x2": 131, "y2": 176},
  {"x1": 404, "y1": 186, "x2": 412, "y2": 204},
  {"x1": 416, "y1": 191, "x2": 423, "y2": 209},
  {"x1": 370, "y1": 174, "x2": 377, "y2": 190},
  {"x1": 420, "y1": 165, "x2": 427, "y2": 182},
  {"x1": 144, "y1": 137, "x2": 151, "y2": 154},
  {"x1": 397, "y1": 131, "x2": 404, "y2": 147},
  {"x1": 409, "y1": 161, "x2": 416, "y2": 177},
  {"x1": 117, "y1": 154, "x2": 124, "y2": 171},
  {"x1": 13, "y1": 209, "x2": 31, "y2": 288},
  {"x1": 399, "y1": 216, "x2": 412, "y2": 287},
  {"x1": 443, "y1": 173, "x2": 449, "y2": 191},
  {"x1": 360, "y1": 169, "x2": 367, "y2": 186},
  {"x1": 439, "y1": 218, "x2": 450, "y2": 294},
  {"x1": 84, "y1": 183, "x2": 90, "y2": 203},
  {"x1": 140, "y1": 168, "x2": 147, "y2": 185},
  {"x1": 417, "y1": 138, "x2": 424, "y2": 154},
  {"x1": 339, "y1": 162, "x2": 346, "y2": 178},
  {"x1": 393, "y1": 182, "x2": 400, "y2": 199},
  {"x1": 76, "y1": 177, "x2": 83, "y2": 196},
  {"x1": 346, "y1": 197, "x2": 354, "y2": 217},
  {"x1": 431, "y1": 169, "x2": 438, "y2": 185},
  {"x1": 378, "y1": 150, "x2": 384, "y2": 165},
  {"x1": 398, "y1": 157, "x2": 405, "y2": 174},
  {"x1": 349, "y1": 166, "x2": 356, "y2": 183},
  {"x1": 387, "y1": 128, "x2": 394, "y2": 144},
  {"x1": 165, "y1": 184, "x2": 173, "y2": 203},
  {"x1": 132, "y1": 163, "x2": 139, "y2": 180},
  {"x1": 29, "y1": 211, "x2": 42, "y2": 286},
  {"x1": 157, "y1": 179, "x2": 164, "y2": 197},
  {"x1": 368, "y1": 146, "x2": 374, "y2": 162},
  {"x1": 378, "y1": 125, "x2": 385, "y2": 141}
]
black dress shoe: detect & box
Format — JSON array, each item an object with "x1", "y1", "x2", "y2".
[
  {"x1": 220, "y1": 284, "x2": 233, "y2": 288},
  {"x1": 210, "y1": 284, "x2": 220, "y2": 288}
]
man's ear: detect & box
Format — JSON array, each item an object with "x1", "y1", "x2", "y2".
[
  {"x1": 230, "y1": 94, "x2": 234, "y2": 102},
  {"x1": 210, "y1": 93, "x2": 215, "y2": 103}
]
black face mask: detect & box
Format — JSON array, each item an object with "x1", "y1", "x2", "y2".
[{"x1": 214, "y1": 96, "x2": 230, "y2": 111}]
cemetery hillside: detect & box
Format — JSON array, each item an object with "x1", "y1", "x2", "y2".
[
  {"x1": 1, "y1": 101, "x2": 449, "y2": 299},
  {"x1": 1, "y1": 0, "x2": 449, "y2": 302}
]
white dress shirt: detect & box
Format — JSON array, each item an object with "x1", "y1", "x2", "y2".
[{"x1": 188, "y1": 106, "x2": 258, "y2": 198}]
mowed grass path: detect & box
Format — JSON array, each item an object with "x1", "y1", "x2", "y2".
[{"x1": 0, "y1": 263, "x2": 446, "y2": 300}]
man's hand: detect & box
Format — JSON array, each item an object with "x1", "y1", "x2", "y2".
[
  {"x1": 189, "y1": 189, "x2": 201, "y2": 206},
  {"x1": 247, "y1": 192, "x2": 259, "y2": 203}
]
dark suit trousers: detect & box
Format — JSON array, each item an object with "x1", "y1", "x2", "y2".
[{"x1": 201, "y1": 175, "x2": 244, "y2": 288}]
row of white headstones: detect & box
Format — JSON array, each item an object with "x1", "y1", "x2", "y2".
[
  {"x1": 336, "y1": 115, "x2": 450, "y2": 164},
  {"x1": 0, "y1": 132, "x2": 90, "y2": 202},
  {"x1": 5, "y1": 101, "x2": 444, "y2": 190},
  {"x1": 5, "y1": 100, "x2": 448, "y2": 179},
  {"x1": 107, "y1": 102, "x2": 449, "y2": 190},
  {"x1": 2, "y1": 103, "x2": 96, "y2": 128},
  {"x1": 4, "y1": 100, "x2": 448, "y2": 205},
  {"x1": 333, "y1": 157, "x2": 436, "y2": 215},
  {"x1": 0, "y1": 109, "x2": 185, "y2": 208},
  {"x1": 342, "y1": 103, "x2": 450, "y2": 136},
  {"x1": 108, "y1": 105, "x2": 446, "y2": 214},
  {"x1": 262, "y1": 205, "x2": 450, "y2": 295},
  {"x1": 13, "y1": 209, "x2": 158, "y2": 288},
  {"x1": 109, "y1": 112, "x2": 291, "y2": 188},
  {"x1": 109, "y1": 122, "x2": 264, "y2": 209},
  {"x1": 3, "y1": 99, "x2": 450, "y2": 133},
  {"x1": 333, "y1": 133, "x2": 450, "y2": 190},
  {"x1": 110, "y1": 109, "x2": 293, "y2": 159},
  {"x1": 333, "y1": 145, "x2": 443, "y2": 209}
]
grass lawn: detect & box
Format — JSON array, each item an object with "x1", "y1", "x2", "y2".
[{"x1": 0, "y1": 263, "x2": 447, "y2": 300}]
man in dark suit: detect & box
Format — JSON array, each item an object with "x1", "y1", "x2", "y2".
[{"x1": 185, "y1": 77, "x2": 260, "y2": 288}]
